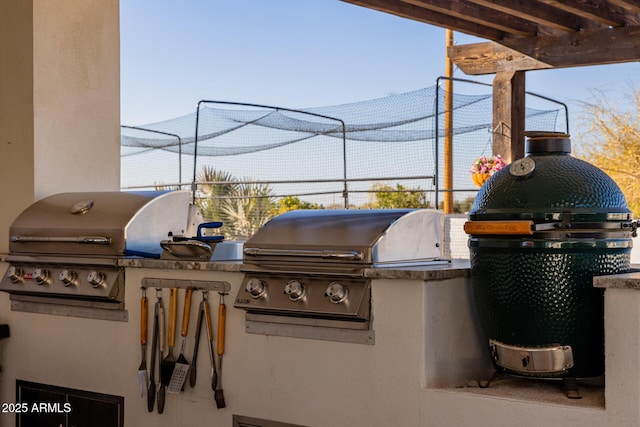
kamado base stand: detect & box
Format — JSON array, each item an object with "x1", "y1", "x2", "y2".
[
  {"x1": 562, "y1": 377, "x2": 581, "y2": 399},
  {"x1": 479, "y1": 370, "x2": 583, "y2": 399}
]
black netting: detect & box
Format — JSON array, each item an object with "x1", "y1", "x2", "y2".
[{"x1": 121, "y1": 83, "x2": 565, "y2": 211}]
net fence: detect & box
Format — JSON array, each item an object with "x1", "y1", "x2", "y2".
[{"x1": 121, "y1": 81, "x2": 566, "y2": 239}]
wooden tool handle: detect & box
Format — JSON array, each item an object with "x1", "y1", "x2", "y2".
[
  {"x1": 141, "y1": 295, "x2": 148, "y2": 345},
  {"x1": 181, "y1": 287, "x2": 193, "y2": 337},
  {"x1": 217, "y1": 302, "x2": 226, "y2": 356},
  {"x1": 168, "y1": 288, "x2": 178, "y2": 347},
  {"x1": 204, "y1": 301, "x2": 213, "y2": 342}
]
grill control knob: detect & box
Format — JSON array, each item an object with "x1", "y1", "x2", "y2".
[
  {"x1": 325, "y1": 282, "x2": 348, "y2": 304},
  {"x1": 33, "y1": 268, "x2": 51, "y2": 285},
  {"x1": 59, "y1": 270, "x2": 78, "y2": 287},
  {"x1": 6, "y1": 266, "x2": 24, "y2": 283},
  {"x1": 284, "y1": 280, "x2": 306, "y2": 302},
  {"x1": 87, "y1": 271, "x2": 106, "y2": 288},
  {"x1": 245, "y1": 278, "x2": 267, "y2": 299}
]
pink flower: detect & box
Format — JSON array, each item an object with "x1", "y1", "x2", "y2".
[{"x1": 470, "y1": 155, "x2": 506, "y2": 175}]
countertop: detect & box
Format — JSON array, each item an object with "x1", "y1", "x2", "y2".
[
  {"x1": 119, "y1": 258, "x2": 471, "y2": 281},
  {"x1": 118, "y1": 258, "x2": 244, "y2": 272},
  {"x1": 593, "y1": 267, "x2": 640, "y2": 290}
]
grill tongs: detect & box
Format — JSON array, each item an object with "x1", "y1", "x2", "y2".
[
  {"x1": 189, "y1": 291, "x2": 219, "y2": 400},
  {"x1": 148, "y1": 290, "x2": 166, "y2": 414}
]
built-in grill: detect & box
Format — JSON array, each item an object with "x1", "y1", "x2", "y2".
[
  {"x1": 234, "y1": 209, "x2": 446, "y2": 337},
  {"x1": 0, "y1": 191, "x2": 192, "y2": 309}
]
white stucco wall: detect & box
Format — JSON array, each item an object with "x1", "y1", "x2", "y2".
[
  {"x1": 0, "y1": 0, "x2": 120, "y2": 254},
  {"x1": 0, "y1": 266, "x2": 637, "y2": 427},
  {"x1": 32, "y1": 0, "x2": 120, "y2": 199}
]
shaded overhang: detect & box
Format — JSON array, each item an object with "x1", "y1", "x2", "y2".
[{"x1": 342, "y1": 0, "x2": 640, "y2": 74}]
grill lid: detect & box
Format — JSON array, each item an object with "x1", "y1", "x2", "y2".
[
  {"x1": 243, "y1": 209, "x2": 444, "y2": 267},
  {"x1": 9, "y1": 191, "x2": 192, "y2": 257},
  {"x1": 467, "y1": 133, "x2": 633, "y2": 232}
]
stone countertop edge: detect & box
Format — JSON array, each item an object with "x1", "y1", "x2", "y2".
[
  {"x1": 594, "y1": 267, "x2": 640, "y2": 290},
  {"x1": 118, "y1": 258, "x2": 244, "y2": 272},
  {"x1": 119, "y1": 258, "x2": 471, "y2": 281},
  {"x1": 363, "y1": 259, "x2": 470, "y2": 280}
]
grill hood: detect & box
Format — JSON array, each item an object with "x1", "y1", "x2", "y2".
[
  {"x1": 1, "y1": 191, "x2": 194, "y2": 316},
  {"x1": 242, "y1": 209, "x2": 445, "y2": 268},
  {"x1": 9, "y1": 190, "x2": 192, "y2": 258},
  {"x1": 235, "y1": 209, "x2": 446, "y2": 342}
]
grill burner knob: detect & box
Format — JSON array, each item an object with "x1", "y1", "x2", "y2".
[
  {"x1": 59, "y1": 270, "x2": 78, "y2": 287},
  {"x1": 245, "y1": 278, "x2": 267, "y2": 299},
  {"x1": 87, "y1": 271, "x2": 106, "y2": 288},
  {"x1": 33, "y1": 268, "x2": 51, "y2": 285},
  {"x1": 325, "y1": 282, "x2": 348, "y2": 304},
  {"x1": 284, "y1": 280, "x2": 306, "y2": 301},
  {"x1": 6, "y1": 266, "x2": 24, "y2": 283}
]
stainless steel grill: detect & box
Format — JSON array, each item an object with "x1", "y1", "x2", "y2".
[
  {"x1": 234, "y1": 209, "x2": 446, "y2": 333},
  {"x1": 1, "y1": 191, "x2": 192, "y2": 308}
]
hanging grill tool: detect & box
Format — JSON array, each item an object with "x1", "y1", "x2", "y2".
[
  {"x1": 160, "y1": 288, "x2": 178, "y2": 390},
  {"x1": 168, "y1": 287, "x2": 193, "y2": 393},
  {"x1": 189, "y1": 291, "x2": 206, "y2": 388},
  {"x1": 215, "y1": 292, "x2": 227, "y2": 408},
  {"x1": 138, "y1": 289, "x2": 148, "y2": 398},
  {"x1": 204, "y1": 291, "x2": 220, "y2": 404},
  {"x1": 140, "y1": 278, "x2": 232, "y2": 406},
  {"x1": 147, "y1": 290, "x2": 159, "y2": 412},
  {"x1": 157, "y1": 291, "x2": 166, "y2": 413}
]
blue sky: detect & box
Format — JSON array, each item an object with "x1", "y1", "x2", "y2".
[{"x1": 120, "y1": 1, "x2": 639, "y2": 133}]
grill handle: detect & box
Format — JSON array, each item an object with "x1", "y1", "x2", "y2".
[
  {"x1": 243, "y1": 247, "x2": 362, "y2": 261},
  {"x1": 10, "y1": 235, "x2": 112, "y2": 244}
]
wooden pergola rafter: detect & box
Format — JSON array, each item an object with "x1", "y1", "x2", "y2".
[{"x1": 343, "y1": 0, "x2": 640, "y2": 162}]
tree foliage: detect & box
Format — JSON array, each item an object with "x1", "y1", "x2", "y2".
[
  {"x1": 438, "y1": 196, "x2": 475, "y2": 214},
  {"x1": 196, "y1": 167, "x2": 239, "y2": 224},
  {"x1": 367, "y1": 183, "x2": 430, "y2": 208},
  {"x1": 195, "y1": 168, "x2": 324, "y2": 238},
  {"x1": 271, "y1": 196, "x2": 323, "y2": 215},
  {"x1": 217, "y1": 182, "x2": 274, "y2": 238},
  {"x1": 576, "y1": 84, "x2": 640, "y2": 216},
  {"x1": 195, "y1": 167, "x2": 275, "y2": 239}
]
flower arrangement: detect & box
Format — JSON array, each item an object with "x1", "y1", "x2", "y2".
[{"x1": 470, "y1": 155, "x2": 506, "y2": 187}]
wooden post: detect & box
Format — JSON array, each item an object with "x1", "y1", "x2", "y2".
[
  {"x1": 492, "y1": 71, "x2": 526, "y2": 163},
  {"x1": 443, "y1": 29, "x2": 454, "y2": 214}
]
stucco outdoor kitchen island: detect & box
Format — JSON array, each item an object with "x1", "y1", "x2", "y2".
[{"x1": 2, "y1": 257, "x2": 640, "y2": 426}]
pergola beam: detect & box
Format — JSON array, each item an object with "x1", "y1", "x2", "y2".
[
  {"x1": 344, "y1": 0, "x2": 506, "y2": 40},
  {"x1": 448, "y1": 25, "x2": 640, "y2": 75}
]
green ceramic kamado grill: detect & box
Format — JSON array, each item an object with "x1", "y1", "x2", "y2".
[{"x1": 465, "y1": 132, "x2": 636, "y2": 381}]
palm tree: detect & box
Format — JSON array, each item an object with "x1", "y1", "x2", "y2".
[
  {"x1": 195, "y1": 166, "x2": 275, "y2": 239},
  {"x1": 195, "y1": 167, "x2": 238, "y2": 223},
  {"x1": 218, "y1": 182, "x2": 275, "y2": 239}
]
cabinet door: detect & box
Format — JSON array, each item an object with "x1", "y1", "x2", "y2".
[
  {"x1": 16, "y1": 387, "x2": 66, "y2": 427},
  {"x1": 16, "y1": 380, "x2": 123, "y2": 427}
]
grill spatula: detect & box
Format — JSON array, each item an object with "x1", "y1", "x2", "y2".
[
  {"x1": 168, "y1": 287, "x2": 193, "y2": 394},
  {"x1": 160, "y1": 287, "x2": 178, "y2": 388}
]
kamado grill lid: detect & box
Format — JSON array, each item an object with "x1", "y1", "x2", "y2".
[
  {"x1": 243, "y1": 209, "x2": 444, "y2": 266},
  {"x1": 468, "y1": 132, "x2": 632, "y2": 224},
  {"x1": 465, "y1": 132, "x2": 635, "y2": 238}
]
